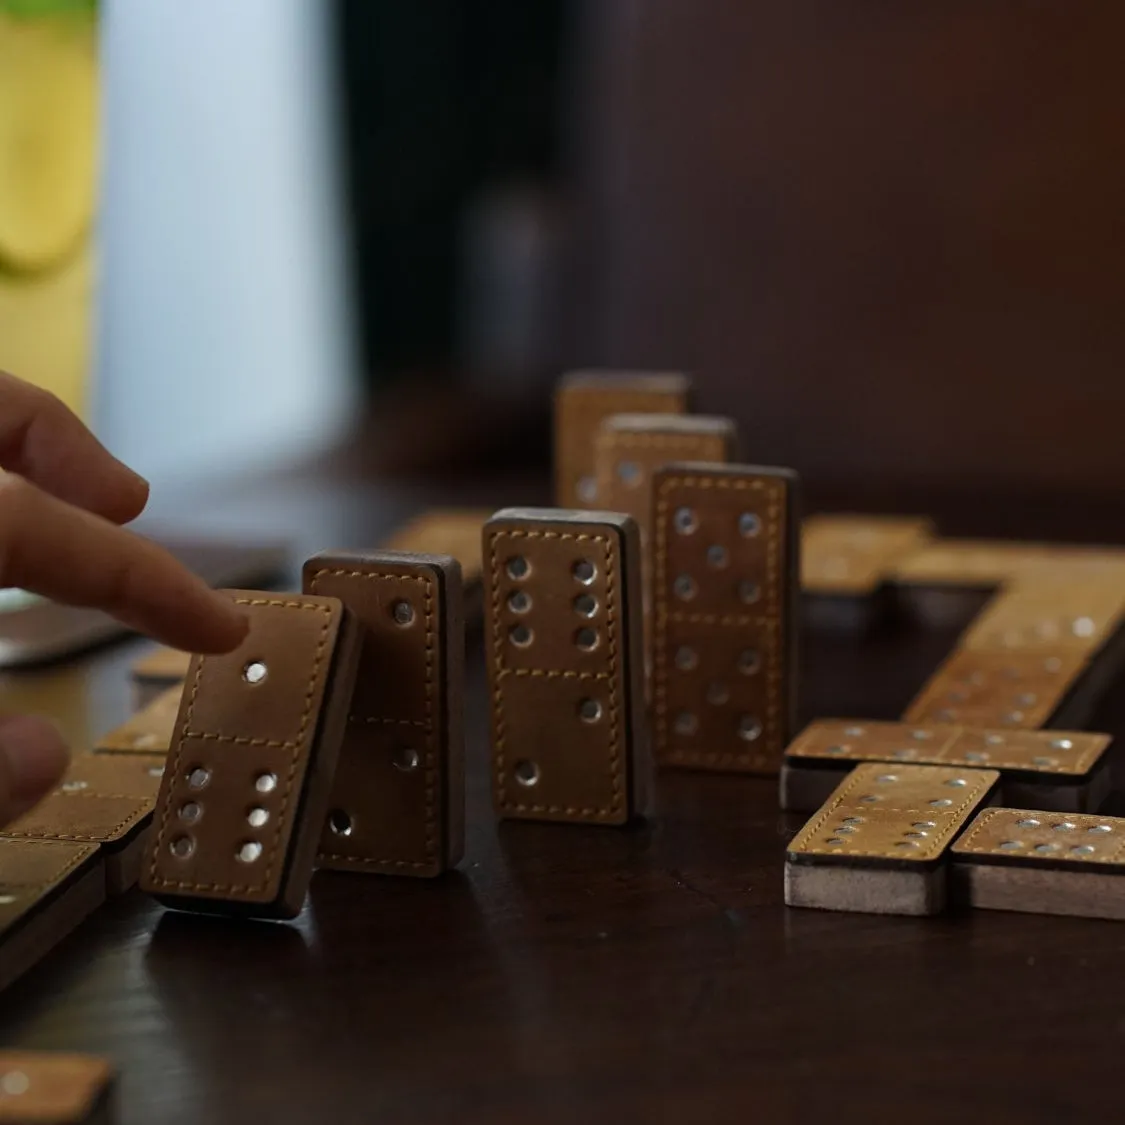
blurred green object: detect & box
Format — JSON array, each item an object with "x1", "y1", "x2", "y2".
[{"x1": 0, "y1": 0, "x2": 94, "y2": 16}]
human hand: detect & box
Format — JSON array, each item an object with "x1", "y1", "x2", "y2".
[{"x1": 0, "y1": 371, "x2": 249, "y2": 825}]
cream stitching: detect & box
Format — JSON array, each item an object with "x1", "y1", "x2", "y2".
[
  {"x1": 654, "y1": 474, "x2": 785, "y2": 769},
  {"x1": 954, "y1": 808, "x2": 1125, "y2": 864},
  {"x1": 148, "y1": 597, "x2": 333, "y2": 896},
  {"x1": 307, "y1": 568, "x2": 438, "y2": 871},
  {"x1": 4, "y1": 799, "x2": 151, "y2": 844},
  {"x1": 488, "y1": 528, "x2": 624, "y2": 819},
  {"x1": 789, "y1": 768, "x2": 995, "y2": 857}
]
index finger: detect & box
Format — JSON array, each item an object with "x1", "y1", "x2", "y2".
[
  {"x1": 0, "y1": 475, "x2": 248, "y2": 653},
  {"x1": 0, "y1": 371, "x2": 149, "y2": 524}
]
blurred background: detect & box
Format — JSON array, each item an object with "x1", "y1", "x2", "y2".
[{"x1": 2, "y1": 0, "x2": 1125, "y2": 508}]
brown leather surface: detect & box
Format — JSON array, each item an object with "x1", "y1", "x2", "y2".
[
  {"x1": 142, "y1": 591, "x2": 361, "y2": 916},
  {"x1": 484, "y1": 509, "x2": 647, "y2": 825},
  {"x1": 952, "y1": 807, "x2": 1125, "y2": 867},
  {"x1": 2, "y1": 794, "x2": 151, "y2": 846},
  {"x1": 785, "y1": 720, "x2": 1109, "y2": 778},
  {"x1": 892, "y1": 540, "x2": 1125, "y2": 587},
  {"x1": 382, "y1": 510, "x2": 489, "y2": 588},
  {"x1": 0, "y1": 1051, "x2": 112, "y2": 1123},
  {"x1": 652, "y1": 464, "x2": 796, "y2": 774},
  {"x1": 788, "y1": 763, "x2": 999, "y2": 864},
  {"x1": 903, "y1": 649, "x2": 1088, "y2": 728},
  {"x1": 56, "y1": 754, "x2": 165, "y2": 800},
  {"x1": 94, "y1": 685, "x2": 182, "y2": 755},
  {"x1": 801, "y1": 515, "x2": 933, "y2": 595},
  {"x1": 304, "y1": 551, "x2": 465, "y2": 876},
  {"x1": 553, "y1": 371, "x2": 691, "y2": 508},
  {"x1": 959, "y1": 581, "x2": 1125, "y2": 653}
]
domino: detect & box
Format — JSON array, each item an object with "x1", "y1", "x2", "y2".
[
  {"x1": 553, "y1": 370, "x2": 692, "y2": 508},
  {"x1": 781, "y1": 720, "x2": 1111, "y2": 814},
  {"x1": 140, "y1": 591, "x2": 361, "y2": 919},
  {"x1": 950, "y1": 807, "x2": 1125, "y2": 920},
  {"x1": 903, "y1": 577, "x2": 1125, "y2": 731},
  {"x1": 0, "y1": 840, "x2": 104, "y2": 993},
  {"x1": 483, "y1": 508, "x2": 648, "y2": 826},
  {"x1": 56, "y1": 754, "x2": 166, "y2": 802},
  {"x1": 382, "y1": 509, "x2": 489, "y2": 623},
  {"x1": 94, "y1": 685, "x2": 182, "y2": 755},
  {"x1": 651, "y1": 463, "x2": 798, "y2": 774},
  {"x1": 801, "y1": 514, "x2": 933, "y2": 630},
  {"x1": 2, "y1": 788, "x2": 153, "y2": 897},
  {"x1": 0, "y1": 1051, "x2": 114, "y2": 1123},
  {"x1": 892, "y1": 539, "x2": 1125, "y2": 626},
  {"x1": 130, "y1": 646, "x2": 191, "y2": 708},
  {"x1": 784, "y1": 762, "x2": 999, "y2": 915},
  {"x1": 594, "y1": 414, "x2": 739, "y2": 545},
  {"x1": 303, "y1": 550, "x2": 465, "y2": 877}
]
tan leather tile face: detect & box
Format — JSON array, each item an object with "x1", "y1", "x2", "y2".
[
  {"x1": 903, "y1": 649, "x2": 1087, "y2": 728},
  {"x1": 496, "y1": 673, "x2": 625, "y2": 821},
  {"x1": 656, "y1": 616, "x2": 780, "y2": 771},
  {"x1": 143, "y1": 592, "x2": 358, "y2": 911},
  {"x1": 181, "y1": 596, "x2": 341, "y2": 746},
  {"x1": 0, "y1": 1052, "x2": 112, "y2": 1122},
  {"x1": 484, "y1": 511, "x2": 644, "y2": 825},
  {"x1": 953, "y1": 807, "x2": 1125, "y2": 866},
  {"x1": 55, "y1": 753, "x2": 165, "y2": 799},
  {"x1": 785, "y1": 719, "x2": 1109, "y2": 777},
  {"x1": 95, "y1": 684, "x2": 182, "y2": 754},
  {"x1": 652, "y1": 465, "x2": 795, "y2": 773},
  {"x1": 553, "y1": 371, "x2": 690, "y2": 508},
  {"x1": 3, "y1": 793, "x2": 151, "y2": 844},
  {"x1": 594, "y1": 415, "x2": 736, "y2": 547},
  {"x1": 801, "y1": 515, "x2": 933, "y2": 595},
  {"x1": 959, "y1": 583, "x2": 1125, "y2": 653},
  {"x1": 489, "y1": 527, "x2": 617, "y2": 678},
  {"x1": 304, "y1": 552, "x2": 463, "y2": 876},
  {"x1": 892, "y1": 540, "x2": 1125, "y2": 587},
  {"x1": 788, "y1": 763, "x2": 999, "y2": 863}
]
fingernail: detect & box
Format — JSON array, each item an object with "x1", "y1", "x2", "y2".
[{"x1": 0, "y1": 716, "x2": 70, "y2": 799}]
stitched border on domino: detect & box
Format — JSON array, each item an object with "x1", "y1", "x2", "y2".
[
  {"x1": 790, "y1": 766, "x2": 997, "y2": 852},
  {"x1": 3, "y1": 799, "x2": 152, "y2": 844},
  {"x1": 952, "y1": 808, "x2": 1125, "y2": 865},
  {"x1": 905, "y1": 682, "x2": 1069, "y2": 727},
  {"x1": 653, "y1": 473, "x2": 784, "y2": 765},
  {"x1": 0, "y1": 841, "x2": 99, "y2": 893},
  {"x1": 786, "y1": 724, "x2": 1104, "y2": 775},
  {"x1": 148, "y1": 598, "x2": 333, "y2": 896},
  {"x1": 790, "y1": 798, "x2": 992, "y2": 858},
  {"x1": 488, "y1": 527, "x2": 623, "y2": 819},
  {"x1": 308, "y1": 568, "x2": 437, "y2": 871}
]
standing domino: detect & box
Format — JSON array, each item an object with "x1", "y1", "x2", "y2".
[
  {"x1": 141, "y1": 591, "x2": 361, "y2": 919},
  {"x1": 652, "y1": 462, "x2": 799, "y2": 774},
  {"x1": 483, "y1": 508, "x2": 649, "y2": 826},
  {"x1": 553, "y1": 370, "x2": 691, "y2": 507},
  {"x1": 303, "y1": 551, "x2": 465, "y2": 877}
]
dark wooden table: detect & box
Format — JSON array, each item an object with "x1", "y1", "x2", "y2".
[{"x1": 3, "y1": 470, "x2": 1125, "y2": 1125}]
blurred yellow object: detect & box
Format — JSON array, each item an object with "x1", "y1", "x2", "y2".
[
  {"x1": 0, "y1": 7, "x2": 97, "y2": 419},
  {"x1": 0, "y1": 10, "x2": 97, "y2": 273}
]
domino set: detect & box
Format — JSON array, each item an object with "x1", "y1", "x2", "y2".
[{"x1": 9, "y1": 368, "x2": 1125, "y2": 1113}]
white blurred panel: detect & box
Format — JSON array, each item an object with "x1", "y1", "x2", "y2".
[{"x1": 95, "y1": 0, "x2": 358, "y2": 487}]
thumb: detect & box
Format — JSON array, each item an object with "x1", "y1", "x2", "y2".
[{"x1": 0, "y1": 716, "x2": 69, "y2": 828}]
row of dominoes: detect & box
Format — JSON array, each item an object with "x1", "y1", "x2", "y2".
[
  {"x1": 785, "y1": 497, "x2": 1125, "y2": 920},
  {"x1": 785, "y1": 761, "x2": 1125, "y2": 922}
]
